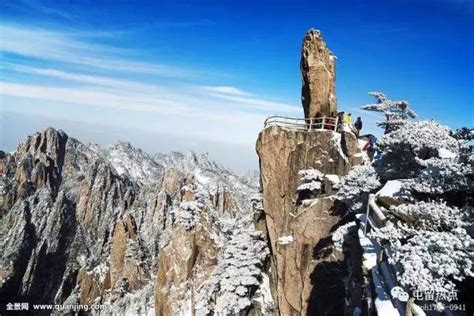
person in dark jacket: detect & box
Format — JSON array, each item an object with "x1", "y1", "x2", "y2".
[
  {"x1": 354, "y1": 117, "x2": 363, "y2": 137},
  {"x1": 314, "y1": 111, "x2": 323, "y2": 129},
  {"x1": 336, "y1": 111, "x2": 345, "y2": 132}
]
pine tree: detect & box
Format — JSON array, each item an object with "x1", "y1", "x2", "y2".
[{"x1": 361, "y1": 92, "x2": 417, "y2": 134}]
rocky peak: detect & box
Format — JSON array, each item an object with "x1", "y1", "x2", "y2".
[
  {"x1": 300, "y1": 28, "x2": 337, "y2": 118},
  {"x1": 154, "y1": 151, "x2": 220, "y2": 172},
  {"x1": 104, "y1": 141, "x2": 163, "y2": 184},
  {"x1": 257, "y1": 29, "x2": 362, "y2": 315}
]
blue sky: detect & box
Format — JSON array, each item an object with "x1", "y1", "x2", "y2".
[{"x1": 1, "y1": 0, "x2": 473, "y2": 171}]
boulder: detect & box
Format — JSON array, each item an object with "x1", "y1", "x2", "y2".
[{"x1": 376, "y1": 180, "x2": 412, "y2": 208}]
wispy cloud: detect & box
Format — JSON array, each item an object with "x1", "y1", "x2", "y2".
[
  {"x1": 4, "y1": 0, "x2": 74, "y2": 20},
  {"x1": 201, "y1": 86, "x2": 250, "y2": 96},
  {"x1": 4, "y1": 63, "x2": 171, "y2": 93},
  {"x1": 0, "y1": 24, "x2": 199, "y2": 78},
  {"x1": 3, "y1": 63, "x2": 298, "y2": 114}
]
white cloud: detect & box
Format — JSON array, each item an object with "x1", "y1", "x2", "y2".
[
  {"x1": 201, "y1": 86, "x2": 250, "y2": 96},
  {"x1": 208, "y1": 93, "x2": 299, "y2": 114},
  {"x1": 4, "y1": 63, "x2": 299, "y2": 115},
  {"x1": 0, "y1": 80, "x2": 290, "y2": 126},
  {"x1": 0, "y1": 24, "x2": 198, "y2": 78},
  {"x1": 5, "y1": 63, "x2": 171, "y2": 93}
]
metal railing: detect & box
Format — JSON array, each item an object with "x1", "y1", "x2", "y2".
[
  {"x1": 264, "y1": 115, "x2": 339, "y2": 132},
  {"x1": 362, "y1": 194, "x2": 425, "y2": 316},
  {"x1": 363, "y1": 194, "x2": 406, "y2": 315}
]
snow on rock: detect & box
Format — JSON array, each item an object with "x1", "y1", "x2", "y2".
[
  {"x1": 358, "y1": 138, "x2": 368, "y2": 150},
  {"x1": 332, "y1": 132, "x2": 348, "y2": 161},
  {"x1": 375, "y1": 298, "x2": 399, "y2": 316},
  {"x1": 297, "y1": 169, "x2": 325, "y2": 197},
  {"x1": 342, "y1": 124, "x2": 353, "y2": 133},
  {"x1": 438, "y1": 147, "x2": 456, "y2": 159},
  {"x1": 277, "y1": 235, "x2": 294, "y2": 245},
  {"x1": 194, "y1": 168, "x2": 211, "y2": 185},
  {"x1": 104, "y1": 141, "x2": 163, "y2": 183},
  {"x1": 324, "y1": 174, "x2": 340, "y2": 188},
  {"x1": 376, "y1": 180, "x2": 402, "y2": 197},
  {"x1": 372, "y1": 268, "x2": 400, "y2": 316}
]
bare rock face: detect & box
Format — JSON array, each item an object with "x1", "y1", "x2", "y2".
[
  {"x1": 256, "y1": 126, "x2": 362, "y2": 315},
  {"x1": 301, "y1": 29, "x2": 337, "y2": 118}
]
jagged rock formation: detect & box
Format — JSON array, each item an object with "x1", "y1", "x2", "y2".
[
  {"x1": 0, "y1": 128, "x2": 271, "y2": 315},
  {"x1": 256, "y1": 29, "x2": 363, "y2": 315},
  {"x1": 301, "y1": 29, "x2": 337, "y2": 118}
]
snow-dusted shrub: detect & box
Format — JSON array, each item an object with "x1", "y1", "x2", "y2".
[
  {"x1": 332, "y1": 221, "x2": 357, "y2": 252},
  {"x1": 297, "y1": 169, "x2": 324, "y2": 192},
  {"x1": 387, "y1": 201, "x2": 470, "y2": 231},
  {"x1": 404, "y1": 157, "x2": 472, "y2": 195},
  {"x1": 376, "y1": 120, "x2": 463, "y2": 180},
  {"x1": 391, "y1": 229, "x2": 473, "y2": 294},
  {"x1": 299, "y1": 169, "x2": 324, "y2": 182},
  {"x1": 250, "y1": 193, "x2": 264, "y2": 214},
  {"x1": 337, "y1": 165, "x2": 381, "y2": 211},
  {"x1": 171, "y1": 201, "x2": 201, "y2": 230},
  {"x1": 361, "y1": 92, "x2": 417, "y2": 134},
  {"x1": 170, "y1": 187, "x2": 208, "y2": 230},
  {"x1": 378, "y1": 121, "x2": 461, "y2": 158},
  {"x1": 370, "y1": 201, "x2": 474, "y2": 295},
  {"x1": 297, "y1": 169, "x2": 324, "y2": 201},
  {"x1": 195, "y1": 229, "x2": 270, "y2": 315}
]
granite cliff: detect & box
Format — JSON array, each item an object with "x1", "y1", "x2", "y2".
[{"x1": 256, "y1": 28, "x2": 364, "y2": 315}]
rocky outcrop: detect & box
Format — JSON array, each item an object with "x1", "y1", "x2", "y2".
[
  {"x1": 256, "y1": 126, "x2": 362, "y2": 315},
  {"x1": 255, "y1": 28, "x2": 364, "y2": 316},
  {"x1": 301, "y1": 29, "x2": 337, "y2": 118}
]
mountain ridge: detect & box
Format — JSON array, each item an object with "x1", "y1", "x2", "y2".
[{"x1": 0, "y1": 127, "x2": 269, "y2": 315}]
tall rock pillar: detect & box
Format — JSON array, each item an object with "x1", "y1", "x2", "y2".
[
  {"x1": 300, "y1": 29, "x2": 337, "y2": 118},
  {"x1": 256, "y1": 29, "x2": 363, "y2": 315}
]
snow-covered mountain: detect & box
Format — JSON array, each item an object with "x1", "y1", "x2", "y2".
[
  {"x1": 104, "y1": 141, "x2": 164, "y2": 184},
  {"x1": 0, "y1": 127, "x2": 271, "y2": 315}
]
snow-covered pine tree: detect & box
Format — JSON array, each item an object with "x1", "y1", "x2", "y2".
[
  {"x1": 361, "y1": 92, "x2": 417, "y2": 134},
  {"x1": 337, "y1": 165, "x2": 381, "y2": 212},
  {"x1": 370, "y1": 201, "x2": 474, "y2": 299},
  {"x1": 341, "y1": 94, "x2": 473, "y2": 310},
  {"x1": 375, "y1": 120, "x2": 473, "y2": 201}
]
